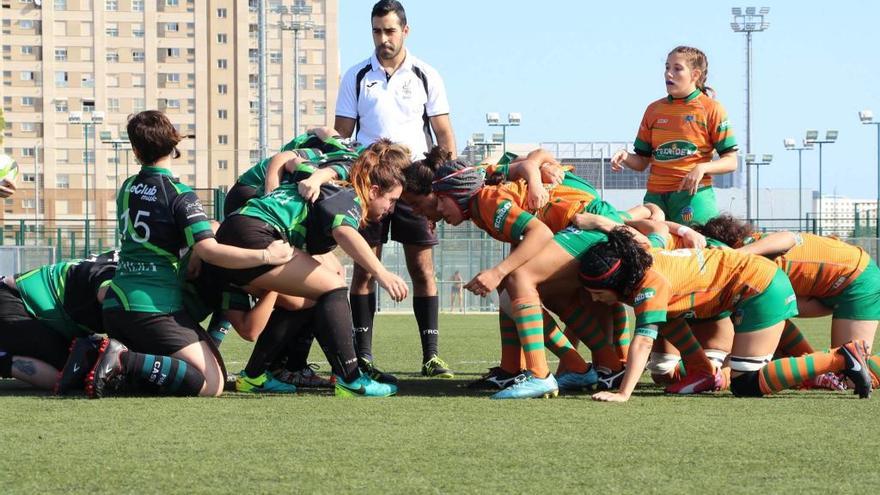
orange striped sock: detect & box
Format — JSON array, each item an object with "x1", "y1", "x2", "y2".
[
  {"x1": 612, "y1": 303, "x2": 631, "y2": 363},
  {"x1": 544, "y1": 311, "x2": 588, "y2": 374},
  {"x1": 868, "y1": 354, "x2": 880, "y2": 388},
  {"x1": 499, "y1": 311, "x2": 523, "y2": 374},
  {"x1": 775, "y1": 320, "x2": 815, "y2": 357},
  {"x1": 660, "y1": 319, "x2": 714, "y2": 375},
  {"x1": 758, "y1": 348, "x2": 845, "y2": 394},
  {"x1": 511, "y1": 297, "x2": 549, "y2": 378}
]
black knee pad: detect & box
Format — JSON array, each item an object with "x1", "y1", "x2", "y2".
[{"x1": 730, "y1": 371, "x2": 764, "y2": 397}]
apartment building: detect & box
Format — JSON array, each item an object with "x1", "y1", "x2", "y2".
[{"x1": 1, "y1": 0, "x2": 338, "y2": 222}]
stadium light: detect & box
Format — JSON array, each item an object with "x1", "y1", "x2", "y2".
[
  {"x1": 784, "y1": 137, "x2": 815, "y2": 230},
  {"x1": 859, "y1": 109, "x2": 880, "y2": 244},
  {"x1": 731, "y1": 6, "x2": 770, "y2": 221},
  {"x1": 486, "y1": 112, "x2": 521, "y2": 155},
  {"x1": 804, "y1": 129, "x2": 839, "y2": 235},
  {"x1": 68, "y1": 110, "x2": 102, "y2": 254},
  {"x1": 470, "y1": 132, "x2": 500, "y2": 162},
  {"x1": 746, "y1": 153, "x2": 772, "y2": 225},
  {"x1": 278, "y1": 3, "x2": 314, "y2": 137}
]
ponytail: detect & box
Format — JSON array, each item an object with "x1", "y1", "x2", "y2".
[
  {"x1": 404, "y1": 145, "x2": 451, "y2": 195},
  {"x1": 669, "y1": 45, "x2": 715, "y2": 98}
]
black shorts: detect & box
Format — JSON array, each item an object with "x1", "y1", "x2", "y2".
[
  {"x1": 0, "y1": 284, "x2": 70, "y2": 369},
  {"x1": 224, "y1": 182, "x2": 259, "y2": 218},
  {"x1": 359, "y1": 199, "x2": 438, "y2": 247},
  {"x1": 104, "y1": 309, "x2": 207, "y2": 356},
  {"x1": 212, "y1": 214, "x2": 281, "y2": 286}
]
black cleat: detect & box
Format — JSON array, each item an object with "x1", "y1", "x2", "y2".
[
  {"x1": 85, "y1": 338, "x2": 128, "y2": 399},
  {"x1": 358, "y1": 357, "x2": 398, "y2": 385},
  {"x1": 596, "y1": 366, "x2": 627, "y2": 391},
  {"x1": 466, "y1": 367, "x2": 520, "y2": 390},
  {"x1": 54, "y1": 335, "x2": 105, "y2": 395},
  {"x1": 838, "y1": 340, "x2": 872, "y2": 399}
]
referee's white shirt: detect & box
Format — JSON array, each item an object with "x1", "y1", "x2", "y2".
[{"x1": 336, "y1": 50, "x2": 450, "y2": 160}]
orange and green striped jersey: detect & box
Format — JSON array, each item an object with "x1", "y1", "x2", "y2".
[
  {"x1": 469, "y1": 174, "x2": 610, "y2": 243},
  {"x1": 745, "y1": 232, "x2": 871, "y2": 298},
  {"x1": 633, "y1": 89, "x2": 737, "y2": 193},
  {"x1": 631, "y1": 248, "x2": 776, "y2": 329}
]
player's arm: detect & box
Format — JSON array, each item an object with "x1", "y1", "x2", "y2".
[
  {"x1": 611, "y1": 149, "x2": 650, "y2": 172},
  {"x1": 573, "y1": 212, "x2": 653, "y2": 248},
  {"x1": 736, "y1": 231, "x2": 798, "y2": 258},
  {"x1": 465, "y1": 219, "x2": 553, "y2": 296},
  {"x1": 333, "y1": 117, "x2": 356, "y2": 139},
  {"x1": 626, "y1": 202, "x2": 665, "y2": 221},
  {"x1": 226, "y1": 291, "x2": 279, "y2": 342},
  {"x1": 430, "y1": 114, "x2": 457, "y2": 159},
  {"x1": 664, "y1": 221, "x2": 706, "y2": 248},
  {"x1": 593, "y1": 326, "x2": 657, "y2": 402},
  {"x1": 265, "y1": 151, "x2": 300, "y2": 195},
  {"x1": 193, "y1": 238, "x2": 293, "y2": 269},
  {"x1": 332, "y1": 225, "x2": 408, "y2": 302},
  {"x1": 0, "y1": 179, "x2": 17, "y2": 198}
]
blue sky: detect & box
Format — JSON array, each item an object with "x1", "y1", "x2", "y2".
[{"x1": 338, "y1": 0, "x2": 880, "y2": 198}]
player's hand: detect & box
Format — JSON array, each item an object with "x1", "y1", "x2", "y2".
[
  {"x1": 282, "y1": 155, "x2": 308, "y2": 174},
  {"x1": 610, "y1": 149, "x2": 628, "y2": 172},
  {"x1": 678, "y1": 163, "x2": 707, "y2": 196},
  {"x1": 0, "y1": 180, "x2": 17, "y2": 198},
  {"x1": 185, "y1": 252, "x2": 203, "y2": 280},
  {"x1": 264, "y1": 240, "x2": 295, "y2": 265},
  {"x1": 591, "y1": 391, "x2": 630, "y2": 402},
  {"x1": 539, "y1": 161, "x2": 565, "y2": 185},
  {"x1": 464, "y1": 268, "x2": 504, "y2": 296},
  {"x1": 526, "y1": 185, "x2": 549, "y2": 211},
  {"x1": 677, "y1": 226, "x2": 707, "y2": 249},
  {"x1": 376, "y1": 270, "x2": 409, "y2": 302},
  {"x1": 297, "y1": 177, "x2": 322, "y2": 203}
]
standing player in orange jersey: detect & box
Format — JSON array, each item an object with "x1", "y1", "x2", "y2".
[
  {"x1": 579, "y1": 228, "x2": 872, "y2": 402},
  {"x1": 611, "y1": 46, "x2": 738, "y2": 226}
]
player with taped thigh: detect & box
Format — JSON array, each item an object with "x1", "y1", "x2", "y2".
[{"x1": 581, "y1": 228, "x2": 872, "y2": 402}]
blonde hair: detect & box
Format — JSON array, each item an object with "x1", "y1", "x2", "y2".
[
  {"x1": 348, "y1": 139, "x2": 410, "y2": 225},
  {"x1": 669, "y1": 46, "x2": 714, "y2": 98}
]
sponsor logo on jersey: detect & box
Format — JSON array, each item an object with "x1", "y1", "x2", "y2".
[
  {"x1": 653, "y1": 140, "x2": 698, "y2": 162},
  {"x1": 656, "y1": 118, "x2": 669, "y2": 124},
  {"x1": 831, "y1": 276, "x2": 848, "y2": 291},
  {"x1": 634, "y1": 288, "x2": 656, "y2": 306},
  {"x1": 493, "y1": 201, "x2": 512, "y2": 230},
  {"x1": 129, "y1": 183, "x2": 158, "y2": 202}
]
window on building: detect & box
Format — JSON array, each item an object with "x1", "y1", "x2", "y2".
[
  {"x1": 314, "y1": 28, "x2": 325, "y2": 39},
  {"x1": 107, "y1": 74, "x2": 119, "y2": 87},
  {"x1": 81, "y1": 22, "x2": 93, "y2": 37},
  {"x1": 20, "y1": 46, "x2": 34, "y2": 55},
  {"x1": 105, "y1": 0, "x2": 118, "y2": 11},
  {"x1": 298, "y1": 75, "x2": 307, "y2": 89},
  {"x1": 81, "y1": 47, "x2": 92, "y2": 61},
  {"x1": 54, "y1": 48, "x2": 67, "y2": 61},
  {"x1": 54, "y1": 100, "x2": 68, "y2": 112},
  {"x1": 167, "y1": 73, "x2": 180, "y2": 83},
  {"x1": 249, "y1": 48, "x2": 259, "y2": 64},
  {"x1": 165, "y1": 99, "x2": 180, "y2": 109},
  {"x1": 19, "y1": 20, "x2": 34, "y2": 30},
  {"x1": 314, "y1": 76, "x2": 326, "y2": 89},
  {"x1": 54, "y1": 71, "x2": 68, "y2": 87},
  {"x1": 56, "y1": 149, "x2": 69, "y2": 164},
  {"x1": 165, "y1": 22, "x2": 179, "y2": 32},
  {"x1": 218, "y1": 109, "x2": 228, "y2": 119},
  {"x1": 107, "y1": 98, "x2": 119, "y2": 112},
  {"x1": 132, "y1": 23, "x2": 144, "y2": 38},
  {"x1": 22, "y1": 145, "x2": 35, "y2": 154},
  {"x1": 217, "y1": 33, "x2": 227, "y2": 44},
  {"x1": 56, "y1": 174, "x2": 70, "y2": 189},
  {"x1": 269, "y1": 51, "x2": 281, "y2": 64},
  {"x1": 166, "y1": 48, "x2": 180, "y2": 58},
  {"x1": 105, "y1": 23, "x2": 118, "y2": 37},
  {"x1": 21, "y1": 96, "x2": 34, "y2": 106},
  {"x1": 218, "y1": 160, "x2": 228, "y2": 170},
  {"x1": 167, "y1": 0, "x2": 179, "y2": 6},
  {"x1": 54, "y1": 0, "x2": 67, "y2": 10},
  {"x1": 217, "y1": 84, "x2": 228, "y2": 95},
  {"x1": 106, "y1": 50, "x2": 119, "y2": 63},
  {"x1": 218, "y1": 135, "x2": 228, "y2": 145},
  {"x1": 133, "y1": 98, "x2": 145, "y2": 112},
  {"x1": 81, "y1": 73, "x2": 94, "y2": 88},
  {"x1": 132, "y1": 74, "x2": 145, "y2": 88},
  {"x1": 20, "y1": 71, "x2": 35, "y2": 81},
  {"x1": 217, "y1": 8, "x2": 227, "y2": 18},
  {"x1": 217, "y1": 59, "x2": 227, "y2": 69},
  {"x1": 314, "y1": 102, "x2": 327, "y2": 115},
  {"x1": 132, "y1": 49, "x2": 145, "y2": 62},
  {"x1": 132, "y1": 0, "x2": 144, "y2": 12}
]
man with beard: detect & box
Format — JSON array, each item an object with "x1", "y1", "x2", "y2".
[{"x1": 335, "y1": 0, "x2": 457, "y2": 381}]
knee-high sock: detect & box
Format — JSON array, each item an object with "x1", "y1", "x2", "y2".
[
  {"x1": 759, "y1": 347, "x2": 846, "y2": 394},
  {"x1": 206, "y1": 314, "x2": 233, "y2": 349},
  {"x1": 121, "y1": 351, "x2": 205, "y2": 396},
  {"x1": 350, "y1": 292, "x2": 376, "y2": 361},
  {"x1": 660, "y1": 319, "x2": 714, "y2": 375},
  {"x1": 556, "y1": 294, "x2": 621, "y2": 372},
  {"x1": 243, "y1": 308, "x2": 309, "y2": 378},
  {"x1": 612, "y1": 303, "x2": 631, "y2": 364},
  {"x1": 510, "y1": 297, "x2": 549, "y2": 378},
  {"x1": 774, "y1": 320, "x2": 815, "y2": 358},
  {"x1": 314, "y1": 288, "x2": 360, "y2": 382},
  {"x1": 499, "y1": 311, "x2": 523, "y2": 374},
  {"x1": 284, "y1": 327, "x2": 316, "y2": 372},
  {"x1": 413, "y1": 296, "x2": 439, "y2": 362},
  {"x1": 867, "y1": 354, "x2": 880, "y2": 388},
  {"x1": 543, "y1": 311, "x2": 588, "y2": 373}
]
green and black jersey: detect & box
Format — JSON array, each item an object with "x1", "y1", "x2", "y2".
[
  {"x1": 236, "y1": 132, "x2": 360, "y2": 194},
  {"x1": 179, "y1": 251, "x2": 253, "y2": 324},
  {"x1": 104, "y1": 167, "x2": 214, "y2": 313},
  {"x1": 237, "y1": 182, "x2": 362, "y2": 255},
  {"x1": 15, "y1": 250, "x2": 118, "y2": 339}
]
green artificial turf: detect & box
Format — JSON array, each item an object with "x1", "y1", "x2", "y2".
[{"x1": 2, "y1": 315, "x2": 878, "y2": 494}]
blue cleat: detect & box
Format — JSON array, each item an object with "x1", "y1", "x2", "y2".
[
  {"x1": 491, "y1": 372, "x2": 559, "y2": 399},
  {"x1": 335, "y1": 372, "x2": 398, "y2": 398},
  {"x1": 235, "y1": 371, "x2": 296, "y2": 394},
  {"x1": 557, "y1": 366, "x2": 599, "y2": 391}
]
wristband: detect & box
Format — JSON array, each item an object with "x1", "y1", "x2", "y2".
[{"x1": 677, "y1": 226, "x2": 691, "y2": 237}]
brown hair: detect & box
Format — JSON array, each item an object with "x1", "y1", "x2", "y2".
[
  {"x1": 404, "y1": 146, "x2": 451, "y2": 195},
  {"x1": 349, "y1": 138, "x2": 410, "y2": 224},
  {"x1": 693, "y1": 214, "x2": 754, "y2": 248},
  {"x1": 669, "y1": 46, "x2": 714, "y2": 98},
  {"x1": 126, "y1": 110, "x2": 182, "y2": 166}
]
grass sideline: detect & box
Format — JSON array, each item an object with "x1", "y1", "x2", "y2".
[{"x1": 2, "y1": 314, "x2": 879, "y2": 494}]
